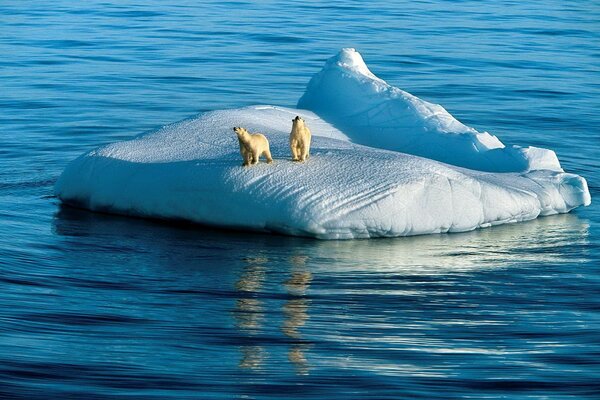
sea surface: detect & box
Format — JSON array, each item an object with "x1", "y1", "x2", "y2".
[{"x1": 1, "y1": 1, "x2": 599, "y2": 398}]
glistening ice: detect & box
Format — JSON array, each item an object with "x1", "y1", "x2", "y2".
[{"x1": 55, "y1": 49, "x2": 591, "y2": 239}]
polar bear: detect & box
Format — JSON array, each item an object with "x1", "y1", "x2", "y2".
[
  {"x1": 233, "y1": 127, "x2": 273, "y2": 166},
  {"x1": 290, "y1": 116, "x2": 311, "y2": 162}
]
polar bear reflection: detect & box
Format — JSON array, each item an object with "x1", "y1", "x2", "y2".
[
  {"x1": 233, "y1": 256, "x2": 266, "y2": 369},
  {"x1": 233, "y1": 254, "x2": 311, "y2": 374},
  {"x1": 282, "y1": 255, "x2": 312, "y2": 375}
]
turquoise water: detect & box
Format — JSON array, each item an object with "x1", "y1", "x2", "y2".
[{"x1": 1, "y1": 1, "x2": 599, "y2": 398}]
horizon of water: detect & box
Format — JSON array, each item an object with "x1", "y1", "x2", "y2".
[{"x1": 1, "y1": 1, "x2": 599, "y2": 398}]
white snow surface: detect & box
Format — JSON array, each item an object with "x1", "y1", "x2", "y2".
[
  {"x1": 55, "y1": 50, "x2": 591, "y2": 239},
  {"x1": 299, "y1": 48, "x2": 562, "y2": 173}
]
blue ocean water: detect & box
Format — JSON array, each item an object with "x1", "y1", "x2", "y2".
[{"x1": 1, "y1": 0, "x2": 599, "y2": 398}]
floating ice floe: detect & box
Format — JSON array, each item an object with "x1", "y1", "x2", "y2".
[{"x1": 55, "y1": 49, "x2": 590, "y2": 239}]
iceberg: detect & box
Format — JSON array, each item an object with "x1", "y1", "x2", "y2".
[
  {"x1": 55, "y1": 49, "x2": 591, "y2": 239},
  {"x1": 299, "y1": 48, "x2": 561, "y2": 173}
]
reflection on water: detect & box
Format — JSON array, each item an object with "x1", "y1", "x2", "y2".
[
  {"x1": 234, "y1": 257, "x2": 267, "y2": 370},
  {"x1": 232, "y1": 253, "x2": 312, "y2": 374},
  {"x1": 52, "y1": 206, "x2": 590, "y2": 275},
  {"x1": 307, "y1": 214, "x2": 591, "y2": 275},
  {"x1": 282, "y1": 255, "x2": 312, "y2": 375},
  {"x1": 41, "y1": 206, "x2": 597, "y2": 397}
]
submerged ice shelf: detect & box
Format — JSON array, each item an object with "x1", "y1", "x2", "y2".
[{"x1": 55, "y1": 49, "x2": 591, "y2": 239}]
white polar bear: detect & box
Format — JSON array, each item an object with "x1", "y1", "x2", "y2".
[
  {"x1": 233, "y1": 127, "x2": 273, "y2": 166},
  {"x1": 289, "y1": 116, "x2": 312, "y2": 162}
]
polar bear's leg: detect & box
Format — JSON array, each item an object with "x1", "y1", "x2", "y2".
[
  {"x1": 299, "y1": 140, "x2": 308, "y2": 162},
  {"x1": 241, "y1": 148, "x2": 251, "y2": 166},
  {"x1": 251, "y1": 150, "x2": 259, "y2": 165},
  {"x1": 264, "y1": 148, "x2": 273, "y2": 164},
  {"x1": 290, "y1": 140, "x2": 299, "y2": 161}
]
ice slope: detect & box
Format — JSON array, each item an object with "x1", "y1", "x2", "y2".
[
  {"x1": 298, "y1": 48, "x2": 561, "y2": 173},
  {"x1": 55, "y1": 50, "x2": 591, "y2": 239}
]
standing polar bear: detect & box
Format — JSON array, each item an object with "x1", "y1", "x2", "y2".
[
  {"x1": 290, "y1": 116, "x2": 311, "y2": 162},
  {"x1": 233, "y1": 127, "x2": 273, "y2": 166}
]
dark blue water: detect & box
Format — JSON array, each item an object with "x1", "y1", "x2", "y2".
[{"x1": 1, "y1": 1, "x2": 599, "y2": 398}]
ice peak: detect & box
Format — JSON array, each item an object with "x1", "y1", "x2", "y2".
[
  {"x1": 299, "y1": 49, "x2": 564, "y2": 173},
  {"x1": 330, "y1": 48, "x2": 382, "y2": 82},
  {"x1": 333, "y1": 48, "x2": 361, "y2": 66}
]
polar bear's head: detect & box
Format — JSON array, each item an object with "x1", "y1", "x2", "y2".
[
  {"x1": 292, "y1": 115, "x2": 305, "y2": 128},
  {"x1": 233, "y1": 126, "x2": 250, "y2": 140}
]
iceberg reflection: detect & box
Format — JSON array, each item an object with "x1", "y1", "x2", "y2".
[
  {"x1": 50, "y1": 206, "x2": 591, "y2": 379},
  {"x1": 53, "y1": 206, "x2": 589, "y2": 274},
  {"x1": 304, "y1": 214, "x2": 590, "y2": 274}
]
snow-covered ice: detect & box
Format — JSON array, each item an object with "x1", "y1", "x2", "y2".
[
  {"x1": 299, "y1": 48, "x2": 562, "y2": 173},
  {"x1": 55, "y1": 49, "x2": 591, "y2": 239}
]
